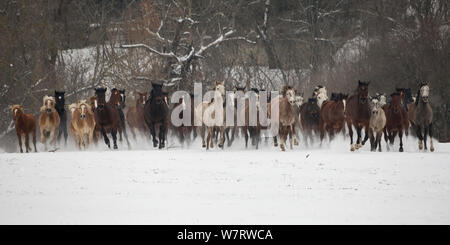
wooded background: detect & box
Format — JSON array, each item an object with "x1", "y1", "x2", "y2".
[{"x1": 1, "y1": 0, "x2": 449, "y2": 151}]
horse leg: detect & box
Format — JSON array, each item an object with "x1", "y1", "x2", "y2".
[
  {"x1": 355, "y1": 125, "x2": 362, "y2": 149},
  {"x1": 362, "y1": 126, "x2": 369, "y2": 146},
  {"x1": 40, "y1": 129, "x2": 47, "y2": 151},
  {"x1": 368, "y1": 128, "x2": 375, "y2": 151},
  {"x1": 122, "y1": 124, "x2": 131, "y2": 149},
  {"x1": 199, "y1": 126, "x2": 206, "y2": 148},
  {"x1": 101, "y1": 127, "x2": 111, "y2": 148},
  {"x1": 63, "y1": 123, "x2": 68, "y2": 147},
  {"x1": 111, "y1": 128, "x2": 118, "y2": 149},
  {"x1": 390, "y1": 130, "x2": 397, "y2": 145},
  {"x1": 243, "y1": 127, "x2": 249, "y2": 148},
  {"x1": 376, "y1": 131, "x2": 382, "y2": 152},
  {"x1": 49, "y1": 129, "x2": 57, "y2": 149},
  {"x1": 205, "y1": 127, "x2": 212, "y2": 150},
  {"x1": 347, "y1": 121, "x2": 355, "y2": 151},
  {"x1": 280, "y1": 127, "x2": 286, "y2": 152},
  {"x1": 129, "y1": 126, "x2": 137, "y2": 141},
  {"x1": 209, "y1": 127, "x2": 214, "y2": 149},
  {"x1": 17, "y1": 133, "x2": 23, "y2": 153},
  {"x1": 423, "y1": 126, "x2": 428, "y2": 151},
  {"x1": 429, "y1": 123, "x2": 435, "y2": 152},
  {"x1": 292, "y1": 126, "x2": 299, "y2": 146},
  {"x1": 32, "y1": 129, "x2": 37, "y2": 152},
  {"x1": 384, "y1": 128, "x2": 390, "y2": 151},
  {"x1": 399, "y1": 130, "x2": 404, "y2": 152},
  {"x1": 150, "y1": 124, "x2": 157, "y2": 148},
  {"x1": 25, "y1": 133, "x2": 30, "y2": 153},
  {"x1": 288, "y1": 126, "x2": 293, "y2": 150},
  {"x1": 159, "y1": 125, "x2": 166, "y2": 149},
  {"x1": 416, "y1": 126, "x2": 423, "y2": 150},
  {"x1": 218, "y1": 127, "x2": 225, "y2": 149}
]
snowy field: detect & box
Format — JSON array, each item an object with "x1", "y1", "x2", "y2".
[{"x1": 0, "y1": 135, "x2": 449, "y2": 225}]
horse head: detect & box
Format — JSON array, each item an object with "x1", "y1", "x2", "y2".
[
  {"x1": 313, "y1": 85, "x2": 327, "y2": 98},
  {"x1": 77, "y1": 100, "x2": 91, "y2": 120},
  {"x1": 282, "y1": 85, "x2": 296, "y2": 105},
  {"x1": 54, "y1": 91, "x2": 65, "y2": 110},
  {"x1": 370, "y1": 97, "x2": 383, "y2": 116},
  {"x1": 295, "y1": 95, "x2": 304, "y2": 107},
  {"x1": 137, "y1": 92, "x2": 148, "y2": 106},
  {"x1": 390, "y1": 92, "x2": 402, "y2": 113},
  {"x1": 110, "y1": 88, "x2": 122, "y2": 107},
  {"x1": 214, "y1": 81, "x2": 226, "y2": 99},
  {"x1": 357, "y1": 80, "x2": 370, "y2": 104},
  {"x1": 42, "y1": 95, "x2": 56, "y2": 114},
  {"x1": 94, "y1": 88, "x2": 107, "y2": 110},
  {"x1": 418, "y1": 82, "x2": 430, "y2": 104},
  {"x1": 119, "y1": 89, "x2": 126, "y2": 108},
  {"x1": 11, "y1": 104, "x2": 24, "y2": 120},
  {"x1": 68, "y1": 103, "x2": 78, "y2": 117}
]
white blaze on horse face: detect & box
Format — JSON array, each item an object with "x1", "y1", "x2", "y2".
[
  {"x1": 58, "y1": 96, "x2": 62, "y2": 100},
  {"x1": 94, "y1": 99, "x2": 98, "y2": 108},
  {"x1": 421, "y1": 85, "x2": 430, "y2": 97},
  {"x1": 295, "y1": 96, "x2": 304, "y2": 107},
  {"x1": 287, "y1": 90, "x2": 296, "y2": 104},
  {"x1": 316, "y1": 93, "x2": 327, "y2": 108},
  {"x1": 343, "y1": 99, "x2": 347, "y2": 112},
  {"x1": 14, "y1": 108, "x2": 18, "y2": 117}
]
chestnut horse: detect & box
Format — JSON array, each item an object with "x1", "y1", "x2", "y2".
[
  {"x1": 11, "y1": 105, "x2": 37, "y2": 153},
  {"x1": 93, "y1": 88, "x2": 121, "y2": 149},
  {"x1": 144, "y1": 83, "x2": 170, "y2": 149},
  {"x1": 126, "y1": 92, "x2": 149, "y2": 140},
  {"x1": 320, "y1": 93, "x2": 348, "y2": 142},
  {"x1": 346, "y1": 81, "x2": 371, "y2": 151},
  {"x1": 383, "y1": 92, "x2": 409, "y2": 152},
  {"x1": 39, "y1": 95, "x2": 61, "y2": 150}
]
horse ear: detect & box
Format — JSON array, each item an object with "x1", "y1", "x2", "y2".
[{"x1": 358, "y1": 80, "x2": 362, "y2": 84}]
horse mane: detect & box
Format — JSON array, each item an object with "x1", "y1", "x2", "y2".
[{"x1": 42, "y1": 95, "x2": 54, "y2": 106}]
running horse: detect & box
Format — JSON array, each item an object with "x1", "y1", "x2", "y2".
[
  {"x1": 11, "y1": 105, "x2": 37, "y2": 153},
  {"x1": 346, "y1": 81, "x2": 371, "y2": 151},
  {"x1": 54, "y1": 91, "x2": 68, "y2": 146},
  {"x1": 111, "y1": 88, "x2": 130, "y2": 148},
  {"x1": 126, "y1": 92, "x2": 149, "y2": 140},
  {"x1": 39, "y1": 95, "x2": 61, "y2": 150},
  {"x1": 93, "y1": 88, "x2": 121, "y2": 149},
  {"x1": 408, "y1": 82, "x2": 434, "y2": 152},
  {"x1": 384, "y1": 92, "x2": 409, "y2": 152},
  {"x1": 144, "y1": 82, "x2": 170, "y2": 149},
  {"x1": 320, "y1": 93, "x2": 348, "y2": 142}
]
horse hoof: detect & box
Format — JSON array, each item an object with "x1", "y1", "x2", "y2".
[
  {"x1": 202, "y1": 144, "x2": 206, "y2": 148},
  {"x1": 350, "y1": 145, "x2": 355, "y2": 151},
  {"x1": 114, "y1": 145, "x2": 118, "y2": 150},
  {"x1": 399, "y1": 148, "x2": 403, "y2": 152},
  {"x1": 274, "y1": 143, "x2": 278, "y2": 147},
  {"x1": 430, "y1": 147, "x2": 435, "y2": 152},
  {"x1": 219, "y1": 144, "x2": 224, "y2": 149}
]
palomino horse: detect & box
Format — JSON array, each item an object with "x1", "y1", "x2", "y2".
[
  {"x1": 195, "y1": 81, "x2": 226, "y2": 150},
  {"x1": 55, "y1": 91, "x2": 68, "y2": 146},
  {"x1": 12, "y1": 105, "x2": 37, "y2": 153},
  {"x1": 300, "y1": 98, "x2": 321, "y2": 146},
  {"x1": 39, "y1": 95, "x2": 61, "y2": 150},
  {"x1": 272, "y1": 85, "x2": 297, "y2": 151},
  {"x1": 384, "y1": 92, "x2": 409, "y2": 152},
  {"x1": 368, "y1": 96, "x2": 386, "y2": 152},
  {"x1": 126, "y1": 92, "x2": 149, "y2": 140},
  {"x1": 68, "y1": 100, "x2": 96, "y2": 149},
  {"x1": 110, "y1": 88, "x2": 130, "y2": 148},
  {"x1": 93, "y1": 88, "x2": 121, "y2": 149},
  {"x1": 320, "y1": 93, "x2": 348, "y2": 142},
  {"x1": 144, "y1": 83, "x2": 170, "y2": 149},
  {"x1": 408, "y1": 82, "x2": 434, "y2": 152},
  {"x1": 346, "y1": 81, "x2": 371, "y2": 151}
]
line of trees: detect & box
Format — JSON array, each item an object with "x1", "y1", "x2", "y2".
[{"x1": 1, "y1": 0, "x2": 449, "y2": 151}]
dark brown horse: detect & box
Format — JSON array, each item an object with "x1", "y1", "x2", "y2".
[
  {"x1": 346, "y1": 81, "x2": 371, "y2": 151},
  {"x1": 126, "y1": 92, "x2": 149, "y2": 140},
  {"x1": 320, "y1": 93, "x2": 348, "y2": 142},
  {"x1": 110, "y1": 88, "x2": 130, "y2": 148},
  {"x1": 12, "y1": 105, "x2": 37, "y2": 153},
  {"x1": 383, "y1": 92, "x2": 409, "y2": 152},
  {"x1": 93, "y1": 88, "x2": 121, "y2": 149},
  {"x1": 144, "y1": 83, "x2": 170, "y2": 149},
  {"x1": 300, "y1": 98, "x2": 321, "y2": 146},
  {"x1": 54, "y1": 91, "x2": 68, "y2": 146}
]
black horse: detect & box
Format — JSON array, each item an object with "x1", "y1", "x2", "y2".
[
  {"x1": 144, "y1": 83, "x2": 169, "y2": 149},
  {"x1": 55, "y1": 91, "x2": 68, "y2": 146}
]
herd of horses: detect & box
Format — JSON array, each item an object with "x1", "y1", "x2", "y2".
[{"x1": 11, "y1": 80, "x2": 435, "y2": 153}]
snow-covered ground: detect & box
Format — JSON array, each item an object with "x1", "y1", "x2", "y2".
[{"x1": 0, "y1": 135, "x2": 449, "y2": 225}]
